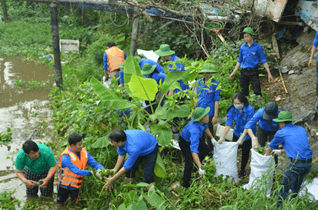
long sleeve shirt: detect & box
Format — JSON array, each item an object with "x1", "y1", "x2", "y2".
[
  {"x1": 269, "y1": 123, "x2": 312, "y2": 159},
  {"x1": 244, "y1": 107, "x2": 281, "y2": 132}
]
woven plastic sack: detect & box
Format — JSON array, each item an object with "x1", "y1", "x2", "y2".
[
  {"x1": 299, "y1": 178, "x2": 318, "y2": 201},
  {"x1": 212, "y1": 139, "x2": 239, "y2": 182},
  {"x1": 243, "y1": 149, "x2": 274, "y2": 197}
]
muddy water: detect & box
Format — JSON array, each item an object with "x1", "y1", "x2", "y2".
[{"x1": 0, "y1": 57, "x2": 54, "y2": 205}]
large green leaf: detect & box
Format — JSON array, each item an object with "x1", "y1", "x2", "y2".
[
  {"x1": 90, "y1": 77, "x2": 136, "y2": 110},
  {"x1": 141, "y1": 187, "x2": 166, "y2": 210},
  {"x1": 151, "y1": 121, "x2": 172, "y2": 147},
  {"x1": 162, "y1": 70, "x2": 193, "y2": 93},
  {"x1": 128, "y1": 74, "x2": 158, "y2": 101},
  {"x1": 154, "y1": 154, "x2": 167, "y2": 178},
  {"x1": 91, "y1": 132, "x2": 111, "y2": 148},
  {"x1": 124, "y1": 56, "x2": 143, "y2": 84}
]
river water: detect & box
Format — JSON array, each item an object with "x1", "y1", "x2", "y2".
[{"x1": 0, "y1": 57, "x2": 54, "y2": 205}]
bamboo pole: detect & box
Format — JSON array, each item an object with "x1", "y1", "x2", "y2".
[
  {"x1": 50, "y1": 2, "x2": 63, "y2": 87},
  {"x1": 278, "y1": 67, "x2": 288, "y2": 94}
]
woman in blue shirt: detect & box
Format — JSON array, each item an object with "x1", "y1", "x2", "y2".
[
  {"x1": 141, "y1": 63, "x2": 167, "y2": 114},
  {"x1": 194, "y1": 63, "x2": 221, "y2": 155},
  {"x1": 218, "y1": 92, "x2": 256, "y2": 178}
]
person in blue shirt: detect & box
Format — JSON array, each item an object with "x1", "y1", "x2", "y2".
[
  {"x1": 245, "y1": 102, "x2": 281, "y2": 165},
  {"x1": 141, "y1": 63, "x2": 167, "y2": 114},
  {"x1": 57, "y1": 133, "x2": 104, "y2": 206},
  {"x1": 194, "y1": 63, "x2": 221, "y2": 155},
  {"x1": 308, "y1": 30, "x2": 318, "y2": 110},
  {"x1": 104, "y1": 129, "x2": 158, "y2": 191},
  {"x1": 229, "y1": 27, "x2": 274, "y2": 96},
  {"x1": 265, "y1": 111, "x2": 312, "y2": 208},
  {"x1": 179, "y1": 107, "x2": 215, "y2": 188},
  {"x1": 217, "y1": 92, "x2": 256, "y2": 178},
  {"x1": 155, "y1": 44, "x2": 189, "y2": 97}
]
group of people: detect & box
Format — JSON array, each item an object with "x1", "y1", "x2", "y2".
[{"x1": 14, "y1": 27, "x2": 314, "y2": 208}]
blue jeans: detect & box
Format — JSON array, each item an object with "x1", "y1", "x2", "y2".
[{"x1": 277, "y1": 161, "x2": 312, "y2": 208}]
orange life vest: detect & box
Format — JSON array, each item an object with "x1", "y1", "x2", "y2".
[
  {"x1": 105, "y1": 46, "x2": 125, "y2": 72},
  {"x1": 58, "y1": 146, "x2": 88, "y2": 189}
]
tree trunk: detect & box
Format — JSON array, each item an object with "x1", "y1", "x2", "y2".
[
  {"x1": 50, "y1": 2, "x2": 63, "y2": 88},
  {"x1": 1, "y1": 0, "x2": 9, "y2": 22},
  {"x1": 130, "y1": 14, "x2": 139, "y2": 56}
]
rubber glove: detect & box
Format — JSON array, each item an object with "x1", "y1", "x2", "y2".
[
  {"x1": 95, "y1": 169, "x2": 102, "y2": 180},
  {"x1": 198, "y1": 168, "x2": 206, "y2": 176},
  {"x1": 272, "y1": 149, "x2": 282, "y2": 156},
  {"x1": 217, "y1": 137, "x2": 225, "y2": 144},
  {"x1": 236, "y1": 133, "x2": 246, "y2": 145},
  {"x1": 252, "y1": 137, "x2": 260, "y2": 149}
]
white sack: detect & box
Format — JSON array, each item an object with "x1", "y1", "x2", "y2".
[
  {"x1": 299, "y1": 178, "x2": 318, "y2": 201},
  {"x1": 212, "y1": 139, "x2": 239, "y2": 182},
  {"x1": 215, "y1": 124, "x2": 234, "y2": 140},
  {"x1": 243, "y1": 149, "x2": 274, "y2": 197},
  {"x1": 137, "y1": 49, "x2": 159, "y2": 62}
]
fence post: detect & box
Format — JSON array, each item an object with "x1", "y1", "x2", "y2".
[{"x1": 49, "y1": 2, "x2": 63, "y2": 88}]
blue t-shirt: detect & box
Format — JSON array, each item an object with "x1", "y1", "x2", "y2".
[
  {"x1": 312, "y1": 30, "x2": 318, "y2": 62},
  {"x1": 103, "y1": 51, "x2": 127, "y2": 71},
  {"x1": 117, "y1": 130, "x2": 157, "y2": 170},
  {"x1": 226, "y1": 105, "x2": 256, "y2": 140},
  {"x1": 180, "y1": 118, "x2": 208, "y2": 153},
  {"x1": 145, "y1": 72, "x2": 166, "y2": 85},
  {"x1": 60, "y1": 147, "x2": 103, "y2": 189},
  {"x1": 140, "y1": 58, "x2": 164, "y2": 73},
  {"x1": 196, "y1": 78, "x2": 221, "y2": 117},
  {"x1": 168, "y1": 54, "x2": 189, "y2": 93},
  {"x1": 245, "y1": 107, "x2": 281, "y2": 132},
  {"x1": 269, "y1": 123, "x2": 312, "y2": 159},
  {"x1": 238, "y1": 41, "x2": 268, "y2": 69}
]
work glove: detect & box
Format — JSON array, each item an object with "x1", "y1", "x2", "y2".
[
  {"x1": 217, "y1": 137, "x2": 225, "y2": 144},
  {"x1": 198, "y1": 168, "x2": 206, "y2": 176},
  {"x1": 272, "y1": 149, "x2": 282, "y2": 156},
  {"x1": 95, "y1": 169, "x2": 103, "y2": 180},
  {"x1": 236, "y1": 133, "x2": 246, "y2": 145},
  {"x1": 252, "y1": 137, "x2": 260, "y2": 149},
  {"x1": 211, "y1": 138, "x2": 217, "y2": 145}
]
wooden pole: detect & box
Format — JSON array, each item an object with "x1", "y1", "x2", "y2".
[
  {"x1": 49, "y1": 2, "x2": 63, "y2": 87},
  {"x1": 1, "y1": 0, "x2": 9, "y2": 22},
  {"x1": 272, "y1": 35, "x2": 280, "y2": 59},
  {"x1": 130, "y1": 14, "x2": 139, "y2": 56},
  {"x1": 278, "y1": 67, "x2": 288, "y2": 94}
]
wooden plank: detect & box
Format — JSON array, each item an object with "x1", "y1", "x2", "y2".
[{"x1": 272, "y1": 35, "x2": 280, "y2": 59}]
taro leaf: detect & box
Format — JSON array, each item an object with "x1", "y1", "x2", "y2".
[
  {"x1": 141, "y1": 188, "x2": 165, "y2": 210},
  {"x1": 161, "y1": 71, "x2": 183, "y2": 93},
  {"x1": 151, "y1": 121, "x2": 172, "y2": 147},
  {"x1": 128, "y1": 74, "x2": 158, "y2": 101},
  {"x1": 90, "y1": 77, "x2": 136, "y2": 110},
  {"x1": 92, "y1": 132, "x2": 111, "y2": 148},
  {"x1": 124, "y1": 56, "x2": 144, "y2": 85},
  {"x1": 154, "y1": 154, "x2": 167, "y2": 178}
]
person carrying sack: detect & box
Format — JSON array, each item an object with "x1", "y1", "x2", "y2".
[{"x1": 264, "y1": 111, "x2": 312, "y2": 208}]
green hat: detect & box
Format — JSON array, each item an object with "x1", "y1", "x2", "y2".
[
  {"x1": 273, "y1": 111, "x2": 297, "y2": 122},
  {"x1": 135, "y1": 56, "x2": 141, "y2": 64},
  {"x1": 155, "y1": 44, "x2": 175, "y2": 57},
  {"x1": 242, "y1": 27, "x2": 256, "y2": 36},
  {"x1": 142, "y1": 63, "x2": 157, "y2": 75},
  {"x1": 200, "y1": 63, "x2": 218, "y2": 73},
  {"x1": 193, "y1": 107, "x2": 210, "y2": 122}
]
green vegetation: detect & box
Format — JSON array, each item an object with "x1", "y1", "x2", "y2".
[
  {"x1": 0, "y1": 128, "x2": 13, "y2": 146},
  {"x1": 0, "y1": 1, "x2": 316, "y2": 209},
  {"x1": 14, "y1": 79, "x2": 50, "y2": 90},
  {"x1": 0, "y1": 190, "x2": 21, "y2": 210}
]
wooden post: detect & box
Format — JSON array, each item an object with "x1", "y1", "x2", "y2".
[
  {"x1": 272, "y1": 35, "x2": 280, "y2": 59},
  {"x1": 1, "y1": 0, "x2": 9, "y2": 22},
  {"x1": 130, "y1": 14, "x2": 139, "y2": 56},
  {"x1": 50, "y1": 2, "x2": 63, "y2": 87}
]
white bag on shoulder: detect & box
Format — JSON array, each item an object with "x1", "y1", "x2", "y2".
[
  {"x1": 212, "y1": 139, "x2": 239, "y2": 183},
  {"x1": 242, "y1": 149, "x2": 275, "y2": 197}
]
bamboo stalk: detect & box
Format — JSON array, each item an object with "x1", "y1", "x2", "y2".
[{"x1": 278, "y1": 67, "x2": 288, "y2": 94}]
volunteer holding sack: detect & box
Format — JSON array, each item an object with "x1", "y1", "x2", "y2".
[{"x1": 218, "y1": 92, "x2": 256, "y2": 178}]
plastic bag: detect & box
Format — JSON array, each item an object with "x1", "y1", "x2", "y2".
[
  {"x1": 299, "y1": 178, "x2": 318, "y2": 201},
  {"x1": 242, "y1": 149, "x2": 274, "y2": 197},
  {"x1": 212, "y1": 139, "x2": 239, "y2": 182}
]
